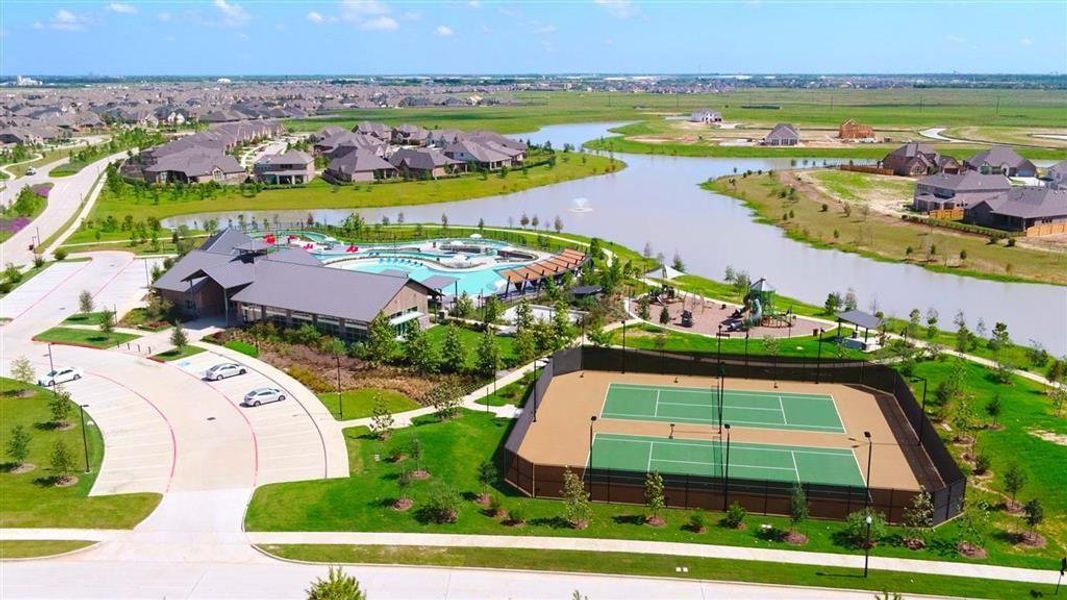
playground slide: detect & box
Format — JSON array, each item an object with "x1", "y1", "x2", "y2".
[{"x1": 745, "y1": 297, "x2": 763, "y2": 328}]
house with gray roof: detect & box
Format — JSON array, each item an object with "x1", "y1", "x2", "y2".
[
  {"x1": 142, "y1": 149, "x2": 246, "y2": 184},
  {"x1": 324, "y1": 149, "x2": 398, "y2": 183},
  {"x1": 964, "y1": 145, "x2": 1037, "y2": 177},
  {"x1": 881, "y1": 142, "x2": 959, "y2": 177},
  {"x1": 1046, "y1": 160, "x2": 1067, "y2": 190},
  {"x1": 254, "y1": 150, "x2": 314, "y2": 185},
  {"x1": 153, "y1": 230, "x2": 437, "y2": 339},
  {"x1": 689, "y1": 109, "x2": 722, "y2": 124},
  {"x1": 389, "y1": 147, "x2": 463, "y2": 179},
  {"x1": 762, "y1": 123, "x2": 799, "y2": 146},
  {"x1": 965, "y1": 187, "x2": 1067, "y2": 234},
  {"x1": 912, "y1": 171, "x2": 1012, "y2": 212}
]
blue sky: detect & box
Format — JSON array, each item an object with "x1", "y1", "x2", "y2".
[{"x1": 3, "y1": 1, "x2": 1066, "y2": 76}]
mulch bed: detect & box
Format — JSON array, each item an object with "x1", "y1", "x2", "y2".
[
  {"x1": 1014, "y1": 532, "x2": 1047, "y2": 549},
  {"x1": 903, "y1": 537, "x2": 926, "y2": 551},
  {"x1": 645, "y1": 515, "x2": 666, "y2": 528},
  {"x1": 784, "y1": 531, "x2": 808, "y2": 546},
  {"x1": 392, "y1": 498, "x2": 413, "y2": 512},
  {"x1": 54, "y1": 475, "x2": 79, "y2": 488},
  {"x1": 9, "y1": 463, "x2": 36, "y2": 475},
  {"x1": 957, "y1": 542, "x2": 988, "y2": 559},
  {"x1": 410, "y1": 469, "x2": 431, "y2": 481}
]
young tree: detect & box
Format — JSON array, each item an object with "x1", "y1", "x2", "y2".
[
  {"x1": 789, "y1": 482, "x2": 809, "y2": 534},
  {"x1": 50, "y1": 440, "x2": 76, "y2": 484},
  {"x1": 514, "y1": 298, "x2": 534, "y2": 331},
  {"x1": 423, "y1": 481, "x2": 461, "y2": 523},
  {"x1": 925, "y1": 307, "x2": 939, "y2": 340},
  {"x1": 440, "y1": 324, "x2": 466, "y2": 373},
  {"x1": 644, "y1": 471, "x2": 666, "y2": 524},
  {"x1": 985, "y1": 394, "x2": 1002, "y2": 427},
  {"x1": 722, "y1": 502, "x2": 747, "y2": 530},
  {"x1": 78, "y1": 290, "x2": 94, "y2": 315},
  {"x1": 561, "y1": 467, "x2": 591, "y2": 529},
  {"x1": 404, "y1": 323, "x2": 438, "y2": 374},
  {"x1": 989, "y1": 322, "x2": 1010, "y2": 351},
  {"x1": 846, "y1": 508, "x2": 888, "y2": 549},
  {"x1": 1003, "y1": 464, "x2": 1027, "y2": 510},
  {"x1": 637, "y1": 295, "x2": 651, "y2": 320},
  {"x1": 49, "y1": 388, "x2": 73, "y2": 427},
  {"x1": 99, "y1": 309, "x2": 116, "y2": 337},
  {"x1": 366, "y1": 311, "x2": 398, "y2": 363},
  {"x1": 475, "y1": 328, "x2": 501, "y2": 379},
  {"x1": 170, "y1": 324, "x2": 188, "y2": 351},
  {"x1": 429, "y1": 382, "x2": 462, "y2": 421},
  {"x1": 409, "y1": 437, "x2": 425, "y2": 475},
  {"x1": 902, "y1": 489, "x2": 934, "y2": 547},
  {"x1": 658, "y1": 305, "x2": 671, "y2": 325},
  {"x1": 906, "y1": 308, "x2": 922, "y2": 340},
  {"x1": 1050, "y1": 385, "x2": 1067, "y2": 418},
  {"x1": 452, "y1": 293, "x2": 475, "y2": 319},
  {"x1": 550, "y1": 301, "x2": 575, "y2": 351},
  {"x1": 6, "y1": 424, "x2": 32, "y2": 468},
  {"x1": 305, "y1": 566, "x2": 365, "y2": 600},
  {"x1": 369, "y1": 396, "x2": 395, "y2": 440},
  {"x1": 477, "y1": 460, "x2": 497, "y2": 503},
  {"x1": 823, "y1": 292, "x2": 842, "y2": 314},
  {"x1": 9, "y1": 356, "x2": 36, "y2": 395},
  {"x1": 1023, "y1": 498, "x2": 1044, "y2": 539},
  {"x1": 514, "y1": 326, "x2": 538, "y2": 364}
]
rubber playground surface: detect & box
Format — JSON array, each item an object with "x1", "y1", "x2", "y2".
[
  {"x1": 590, "y1": 432, "x2": 866, "y2": 487},
  {"x1": 601, "y1": 383, "x2": 845, "y2": 433}
]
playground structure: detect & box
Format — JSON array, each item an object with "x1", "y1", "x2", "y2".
[{"x1": 725, "y1": 278, "x2": 795, "y2": 331}]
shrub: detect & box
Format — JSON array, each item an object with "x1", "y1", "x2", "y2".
[
  {"x1": 843, "y1": 509, "x2": 887, "y2": 548},
  {"x1": 973, "y1": 452, "x2": 992, "y2": 475},
  {"x1": 53, "y1": 248, "x2": 68, "y2": 261},
  {"x1": 721, "y1": 502, "x2": 746, "y2": 529},
  {"x1": 507, "y1": 506, "x2": 526, "y2": 525},
  {"x1": 688, "y1": 509, "x2": 708, "y2": 532},
  {"x1": 285, "y1": 365, "x2": 331, "y2": 393},
  {"x1": 421, "y1": 482, "x2": 460, "y2": 524}
]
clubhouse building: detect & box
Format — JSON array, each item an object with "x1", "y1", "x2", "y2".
[{"x1": 152, "y1": 230, "x2": 436, "y2": 339}]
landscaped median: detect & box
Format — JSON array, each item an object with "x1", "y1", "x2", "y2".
[
  {"x1": 256, "y1": 544, "x2": 1058, "y2": 599},
  {"x1": 0, "y1": 378, "x2": 161, "y2": 529},
  {"x1": 33, "y1": 326, "x2": 139, "y2": 349}
]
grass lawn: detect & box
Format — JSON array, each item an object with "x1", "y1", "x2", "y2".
[
  {"x1": 424, "y1": 324, "x2": 517, "y2": 369},
  {"x1": 118, "y1": 307, "x2": 172, "y2": 332},
  {"x1": 0, "y1": 378, "x2": 161, "y2": 528},
  {"x1": 807, "y1": 169, "x2": 915, "y2": 204},
  {"x1": 909, "y1": 359, "x2": 1067, "y2": 562},
  {"x1": 62, "y1": 312, "x2": 109, "y2": 326},
  {"x1": 33, "y1": 327, "x2": 139, "y2": 349},
  {"x1": 81, "y1": 153, "x2": 621, "y2": 223},
  {"x1": 473, "y1": 376, "x2": 533, "y2": 407},
  {"x1": 705, "y1": 172, "x2": 1067, "y2": 286},
  {"x1": 316, "y1": 388, "x2": 421, "y2": 420},
  {"x1": 0, "y1": 540, "x2": 95, "y2": 559},
  {"x1": 260, "y1": 544, "x2": 1057, "y2": 600},
  {"x1": 245, "y1": 402, "x2": 1061, "y2": 570},
  {"x1": 609, "y1": 322, "x2": 867, "y2": 360},
  {"x1": 224, "y1": 339, "x2": 259, "y2": 358},
  {"x1": 151, "y1": 345, "x2": 207, "y2": 362}
]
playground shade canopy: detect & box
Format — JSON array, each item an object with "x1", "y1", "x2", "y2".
[{"x1": 834, "y1": 310, "x2": 883, "y2": 331}]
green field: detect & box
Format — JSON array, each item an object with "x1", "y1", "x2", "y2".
[
  {"x1": 151, "y1": 345, "x2": 207, "y2": 362},
  {"x1": 591, "y1": 433, "x2": 864, "y2": 487},
  {"x1": 0, "y1": 378, "x2": 161, "y2": 528},
  {"x1": 316, "y1": 388, "x2": 421, "y2": 420},
  {"x1": 602, "y1": 383, "x2": 845, "y2": 433},
  {"x1": 0, "y1": 540, "x2": 95, "y2": 559}
]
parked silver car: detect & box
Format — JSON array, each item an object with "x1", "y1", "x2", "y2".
[
  {"x1": 242, "y1": 387, "x2": 285, "y2": 407},
  {"x1": 204, "y1": 362, "x2": 247, "y2": 381},
  {"x1": 38, "y1": 367, "x2": 83, "y2": 387}
]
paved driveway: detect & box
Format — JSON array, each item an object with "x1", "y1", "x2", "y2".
[{"x1": 176, "y1": 350, "x2": 333, "y2": 485}]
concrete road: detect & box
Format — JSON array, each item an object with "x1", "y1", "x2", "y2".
[{"x1": 0, "y1": 149, "x2": 128, "y2": 268}]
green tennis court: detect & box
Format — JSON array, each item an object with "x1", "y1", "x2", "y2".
[
  {"x1": 590, "y1": 433, "x2": 865, "y2": 487},
  {"x1": 601, "y1": 383, "x2": 845, "y2": 433}
]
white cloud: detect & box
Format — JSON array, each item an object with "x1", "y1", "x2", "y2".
[
  {"x1": 157, "y1": 12, "x2": 172, "y2": 21},
  {"x1": 403, "y1": 10, "x2": 421, "y2": 21},
  {"x1": 307, "y1": 11, "x2": 324, "y2": 23},
  {"x1": 593, "y1": 0, "x2": 638, "y2": 19},
  {"x1": 214, "y1": 0, "x2": 251, "y2": 27},
  {"x1": 33, "y1": 9, "x2": 91, "y2": 31},
  {"x1": 1021, "y1": 37, "x2": 1033, "y2": 46},
  {"x1": 362, "y1": 15, "x2": 398, "y2": 30},
  {"x1": 468, "y1": 0, "x2": 481, "y2": 7},
  {"x1": 341, "y1": 0, "x2": 399, "y2": 31},
  {"x1": 107, "y1": 3, "x2": 138, "y2": 14},
  {"x1": 435, "y1": 25, "x2": 454, "y2": 37},
  {"x1": 945, "y1": 34, "x2": 965, "y2": 43},
  {"x1": 533, "y1": 24, "x2": 556, "y2": 35}
]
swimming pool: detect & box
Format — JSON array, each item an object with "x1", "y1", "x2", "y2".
[{"x1": 338, "y1": 258, "x2": 511, "y2": 296}]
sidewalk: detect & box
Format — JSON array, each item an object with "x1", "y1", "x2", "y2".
[{"x1": 242, "y1": 530, "x2": 1061, "y2": 586}]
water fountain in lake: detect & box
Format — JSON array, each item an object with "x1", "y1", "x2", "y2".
[{"x1": 569, "y1": 197, "x2": 593, "y2": 213}]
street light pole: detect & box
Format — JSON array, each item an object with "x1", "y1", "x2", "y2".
[
  {"x1": 588, "y1": 416, "x2": 597, "y2": 492},
  {"x1": 621, "y1": 319, "x2": 627, "y2": 374},
  {"x1": 863, "y1": 513, "x2": 873, "y2": 577},
  {"x1": 744, "y1": 332, "x2": 750, "y2": 366},
  {"x1": 815, "y1": 328, "x2": 824, "y2": 384},
  {"x1": 722, "y1": 423, "x2": 731, "y2": 511},
  {"x1": 79, "y1": 404, "x2": 91, "y2": 473},
  {"x1": 336, "y1": 355, "x2": 343, "y2": 420}
]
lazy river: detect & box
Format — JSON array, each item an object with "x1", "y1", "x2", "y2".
[{"x1": 164, "y1": 122, "x2": 1067, "y2": 354}]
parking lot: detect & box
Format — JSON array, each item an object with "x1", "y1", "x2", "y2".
[{"x1": 175, "y1": 350, "x2": 331, "y2": 485}]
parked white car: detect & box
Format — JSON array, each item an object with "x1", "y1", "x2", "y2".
[
  {"x1": 26, "y1": 167, "x2": 37, "y2": 176},
  {"x1": 242, "y1": 387, "x2": 285, "y2": 407},
  {"x1": 204, "y1": 362, "x2": 247, "y2": 381},
  {"x1": 38, "y1": 367, "x2": 83, "y2": 387}
]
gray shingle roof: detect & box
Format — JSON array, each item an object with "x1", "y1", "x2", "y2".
[
  {"x1": 916, "y1": 171, "x2": 1011, "y2": 192},
  {"x1": 978, "y1": 187, "x2": 1067, "y2": 219}
]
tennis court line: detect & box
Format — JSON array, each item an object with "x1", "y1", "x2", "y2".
[
  {"x1": 658, "y1": 399, "x2": 783, "y2": 413},
  {"x1": 651, "y1": 457, "x2": 797, "y2": 472},
  {"x1": 828, "y1": 392, "x2": 846, "y2": 431},
  {"x1": 600, "y1": 411, "x2": 845, "y2": 431},
  {"x1": 653, "y1": 389, "x2": 661, "y2": 417},
  {"x1": 778, "y1": 396, "x2": 789, "y2": 425},
  {"x1": 610, "y1": 383, "x2": 836, "y2": 401},
  {"x1": 789, "y1": 451, "x2": 800, "y2": 481},
  {"x1": 599, "y1": 436, "x2": 811, "y2": 477}
]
